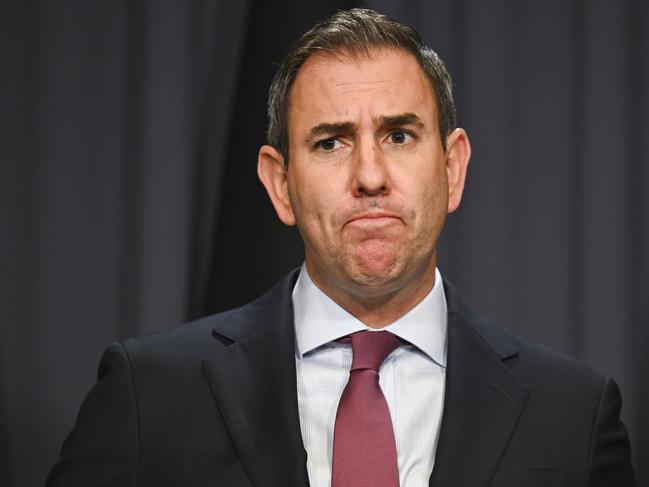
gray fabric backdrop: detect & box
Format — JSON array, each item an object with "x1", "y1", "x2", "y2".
[{"x1": 2, "y1": 1, "x2": 647, "y2": 486}]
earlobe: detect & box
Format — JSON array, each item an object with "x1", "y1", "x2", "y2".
[
  {"x1": 257, "y1": 145, "x2": 297, "y2": 226},
  {"x1": 445, "y1": 128, "x2": 471, "y2": 214}
]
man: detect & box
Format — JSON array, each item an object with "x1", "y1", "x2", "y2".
[{"x1": 47, "y1": 8, "x2": 635, "y2": 487}]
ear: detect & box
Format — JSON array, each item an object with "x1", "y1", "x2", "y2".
[
  {"x1": 444, "y1": 128, "x2": 471, "y2": 214},
  {"x1": 257, "y1": 145, "x2": 296, "y2": 226}
]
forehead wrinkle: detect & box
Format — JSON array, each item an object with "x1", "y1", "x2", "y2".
[
  {"x1": 333, "y1": 79, "x2": 391, "y2": 87},
  {"x1": 332, "y1": 79, "x2": 392, "y2": 98},
  {"x1": 331, "y1": 80, "x2": 392, "y2": 100}
]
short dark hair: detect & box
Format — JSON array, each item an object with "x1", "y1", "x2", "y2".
[{"x1": 266, "y1": 8, "x2": 457, "y2": 162}]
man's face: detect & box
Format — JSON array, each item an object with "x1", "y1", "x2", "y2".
[{"x1": 260, "y1": 48, "x2": 469, "y2": 305}]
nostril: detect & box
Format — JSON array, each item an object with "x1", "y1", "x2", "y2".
[{"x1": 356, "y1": 185, "x2": 387, "y2": 196}]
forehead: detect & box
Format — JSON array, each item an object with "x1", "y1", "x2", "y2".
[{"x1": 287, "y1": 48, "x2": 437, "y2": 134}]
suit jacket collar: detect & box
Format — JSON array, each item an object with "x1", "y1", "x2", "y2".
[
  {"x1": 202, "y1": 269, "x2": 309, "y2": 487},
  {"x1": 202, "y1": 271, "x2": 528, "y2": 487},
  {"x1": 429, "y1": 281, "x2": 529, "y2": 487}
]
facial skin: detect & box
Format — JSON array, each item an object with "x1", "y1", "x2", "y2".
[{"x1": 258, "y1": 48, "x2": 470, "y2": 327}]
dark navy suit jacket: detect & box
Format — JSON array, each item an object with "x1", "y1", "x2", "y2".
[{"x1": 46, "y1": 270, "x2": 635, "y2": 486}]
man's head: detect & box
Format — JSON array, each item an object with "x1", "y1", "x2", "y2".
[
  {"x1": 266, "y1": 8, "x2": 457, "y2": 163},
  {"x1": 258, "y1": 9, "x2": 470, "y2": 325}
]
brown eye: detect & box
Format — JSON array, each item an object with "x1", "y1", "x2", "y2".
[
  {"x1": 317, "y1": 138, "x2": 341, "y2": 151},
  {"x1": 390, "y1": 130, "x2": 407, "y2": 144}
]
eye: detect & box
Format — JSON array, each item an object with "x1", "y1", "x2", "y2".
[
  {"x1": 316, "y1": 138, "x2": 343, "y2": 152},
  {"x1": 389, "y1": 130, "x2": 412, "y2": 144}
]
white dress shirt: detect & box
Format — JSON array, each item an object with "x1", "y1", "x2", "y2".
[{"x1": 292, "y1": 264, "x2": 447, "y2": 487}]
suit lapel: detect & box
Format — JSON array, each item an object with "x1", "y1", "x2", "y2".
[
  {"x1": 202, "y1": 271, "x2": 309, "y2": 487},
  {"x1": 199, "y1": 273, "x2": 528, "y2": 487},
  {"x1": 429, "y1": 282, "x2": 529, "y2": 487}
]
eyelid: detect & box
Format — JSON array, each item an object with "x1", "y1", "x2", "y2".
[
  {"x1": 385, "y1": 128, "x2": 417, "y2": 143},
  {"x1": 314, "y1": 136, "x2": 344, "y2": 151},
  {"x1": 387, "y1": 125, "x2": 416, "y2": 134}
]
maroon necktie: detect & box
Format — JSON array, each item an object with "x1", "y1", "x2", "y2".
[{"x1": 332, "y1": 331, "x2": 401, "y2": 487}]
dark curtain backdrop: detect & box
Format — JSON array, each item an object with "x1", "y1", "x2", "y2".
[{"x1": 2, "y1": 1, "x2": 647, "y2": 486}]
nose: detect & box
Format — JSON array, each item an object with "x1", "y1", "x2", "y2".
[{"x1": 350, "y1": 139, "x2": 390, "y2": 197}]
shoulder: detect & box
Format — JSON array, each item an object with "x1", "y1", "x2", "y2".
[
  {"x1": 442, "y1": 280, "x2": 635, "y2": 482},
  {"x1": 443, "y1": 278, "x2": 607, "y2": 392},
  {"x1": 119, "y1": 268, "x2": 300, "y2": 365}
]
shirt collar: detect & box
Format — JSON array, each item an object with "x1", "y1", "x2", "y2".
[{"x1": 292, "y1": 264, "x2": 447, "y2": 367}]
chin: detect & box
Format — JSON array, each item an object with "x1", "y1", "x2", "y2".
[
  {"x1": 345, "y1": 256, "x2": 405, "y2": 291},
  {"x1": 344, "y1": 240, "x2": 434, "y2": 292},
  {"x1": 350, "y1": 239, "x2": 400, "y2": 273}
]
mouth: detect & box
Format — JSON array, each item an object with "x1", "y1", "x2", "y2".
[{"x1": 345, "y1": 211, "x2": 402, "y2": 227}]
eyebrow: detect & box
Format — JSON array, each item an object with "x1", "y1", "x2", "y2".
[
  {"x1": 307, "y1": 113, "x2": 424, "y2": 140},
  {"x1": 308, "y1": 122, "x2": 357, "y2": 139},
  {"x1": 376, "y1": 113, "x2": 424, "y2": 129}
]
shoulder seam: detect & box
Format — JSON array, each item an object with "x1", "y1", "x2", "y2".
[
  {"x1": 586, "y1": 375, "x2": 609, "y2": 485},
  {"x1": 117, "y1": 341, "x2": 141, "y2": 487}
]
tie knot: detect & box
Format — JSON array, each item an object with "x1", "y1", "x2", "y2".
[{"x1": 349, "y1": 331, "x2": 400, "y2": 372}]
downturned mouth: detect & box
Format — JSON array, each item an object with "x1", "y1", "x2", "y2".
[{"x1": 346, "y1": 212, "x2": 401, "y2": 225}]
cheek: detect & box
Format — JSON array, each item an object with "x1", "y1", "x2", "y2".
[
  {"x1": 288, "y1": 175, "x2": 336, "y2": 234},
  {"x1": 427, "y1": 179, "x2": 449, "y2": 236},
  {"x1": 405, "y1": 168, "x2": 448, "y2": 232}
]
